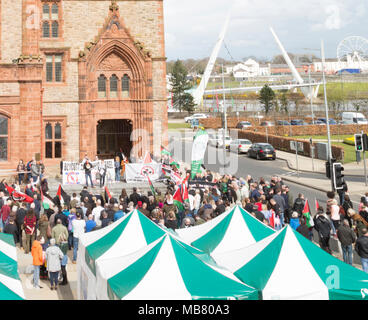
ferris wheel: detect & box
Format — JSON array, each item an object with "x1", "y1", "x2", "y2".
[{"x1": 337, "y1": 36, "x2": 368, "y2": 63}]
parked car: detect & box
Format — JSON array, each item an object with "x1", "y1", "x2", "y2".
[
  {"x1": 260, "y1": 121, "x2": 274, "y2": 127},
  {"x1": 318, "y1": 118, "x2": 337, "y2": 125},
  {"x1": 276, "y1": 120, "x2": 290, "y2": 126},
  {"x1": 341, "y1": 112, "x2": 368, "y2": 125},
  {"x1": 291, "y1": 119, "x2": 308, "y2": 126},
  {"x1": 236, "y1": 121, "x2": 252, "y2": 129},
  {"x1": 229, "y1": 139, "x2": 252, "y2": 154},
  {"x1": 184, "y1": 113, "x2": 208, "y2": 123},
  {"x1": 247, "y1": 143, "x2": 276, "y2": 160},
  {"x1": 309, "y1": 120, "x2": 325, "y2": 125},
  {"x1": 216, "y1": 136, "x2": 232, "y2": 149}
]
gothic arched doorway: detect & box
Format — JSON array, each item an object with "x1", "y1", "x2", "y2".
[{"x1": 96, "y1": 119, "x2": 132, "y2": 159}]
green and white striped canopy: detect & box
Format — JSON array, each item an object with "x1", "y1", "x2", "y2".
[
  {"x1": 175, "y1": 205, "x2": 275, "y2": 259},
  {"x1": 77, "y1": 210, "x2": 167, "y2": 300},
  {"x1": 95, "y1": 233, "x2": 259, "y2": 300},
  {"x1": 214, "y1": 226, "x2": 368, "y2": 300},
  {"x1": 0, "y1": 233, "x2": 25, "y2": 300}
]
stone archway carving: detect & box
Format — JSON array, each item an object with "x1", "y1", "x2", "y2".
[{"x1": 77, "y1": 4, "x2": 153, "y2": 160}]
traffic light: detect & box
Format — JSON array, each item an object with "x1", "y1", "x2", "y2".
[
  {"x1": 363, "y1": 134, "x2": 368, "y2": 151},
  {"x1": 333, "y1": 162, "x2": 345, "y2": 190},
  {"x1": 325, "y1": 158, "x2": 336, "y2": 179},
  {"x1": 355, "y1": 134, "x2": 363, "y2": 152}
]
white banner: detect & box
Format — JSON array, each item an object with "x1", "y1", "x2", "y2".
[
  {"x1": 125, "y1": 163, "x2": 162, "y2": 183},
  {"x1": 62, "y1": 160, "x2": 115, "y2": 185}
]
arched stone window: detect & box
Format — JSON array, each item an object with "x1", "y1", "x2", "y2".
[
  {"x1": 98, "y1": 75, "x2": 107, "y2": 98},
  {"x1": 121, "y1": 74, "x2": 130, "y2": 98},
  {"x1": 42, "y1": 21, "x2": 50, "y2": 38},
  {"x1": 52, "y1": 21, "x2": 59, "y2": 38},
  {"x1": 42, "y1": 3, "x2": 50, "y2": 20},
  {"x1": 51, "y1": 3, "x2": 59, "y2": 20},
  {"x1": 110, "y1": 75, "x2": 118, "y2": 98},
  {"x1": 0, "y1": 116, "x2": 8, "y2": 161}
]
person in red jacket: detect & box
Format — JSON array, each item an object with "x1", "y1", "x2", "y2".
[
  {"x1": 0, "y1": 199, "x2": 11, "y2": 232},
  {"x1": 31, "y1": 236, "x2": 44, "y2": 289},
  {"x1": 23, "y1": 209, "x2": 37, "y2": 254}
]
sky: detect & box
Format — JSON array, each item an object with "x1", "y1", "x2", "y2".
[{"x1": 163, "y1": 0, "x2": 368, "y2": 62}]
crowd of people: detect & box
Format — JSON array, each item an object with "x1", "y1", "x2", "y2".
[{"x1": 1, "y1": 157, "x2": 368, "y2": 292}]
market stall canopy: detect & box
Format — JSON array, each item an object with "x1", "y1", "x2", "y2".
[
  {"x1": 214, "y1": 226, "x2": 368, "y2": 300},
  {"x1": 175, "y1": 205, "x2": 275, "y2": 259},
  {"x1": 0, "y1": 233, "x2": 25, "y2": 300},
  {"x1": 96, "y1": 233, "x2": 259, "y2": 300},
  {"x1": 78, "y1": 209, "x2": 168, "y2": 300}
]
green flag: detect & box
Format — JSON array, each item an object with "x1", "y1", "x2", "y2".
[{"x1": 190, "y1": 129, "x2": 209, "y2": 179}]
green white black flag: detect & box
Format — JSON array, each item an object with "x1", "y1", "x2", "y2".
[{"x1": 191, "y1": 129, "x2": 209, "y2": 179}]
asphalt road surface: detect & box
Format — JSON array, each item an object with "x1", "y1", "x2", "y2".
[{"x1": 169, "y1": 132, "x2": 363, "y2": 211}]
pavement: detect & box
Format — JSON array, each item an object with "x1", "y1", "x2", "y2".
[{"x1": 276, "y1": 150, "x2": 368, "y2": 195}]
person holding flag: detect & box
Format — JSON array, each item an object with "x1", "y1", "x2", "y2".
[{"x1": 302, "y1": 199, "x2": 315, "y2": 241}]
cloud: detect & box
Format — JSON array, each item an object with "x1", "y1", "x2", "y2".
[
  {"x1": 324, "y1": 5, "x2": 342, "y2": 30},
  {"x1": 164, "y1": 0, "x2": 367, "y2": 60}
]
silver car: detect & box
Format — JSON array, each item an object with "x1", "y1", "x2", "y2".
[{"x1": 229, "y1": 139, "x2": 252, "y2": 154}]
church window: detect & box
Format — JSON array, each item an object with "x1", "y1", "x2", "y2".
[
  {"x1": 110, "y1": 75, "x2": 118, "y2": 98},
  {"x1": 42, "y1": 2, "x2": 61, "y2": 38},
  {"x1": 45, "y1": 121, "x2": 62, "y2": 159},
  {"x1": 0, "y1": 116, "x2": 8, "y2": 161},
  {"x1": 98, "y1": 75, "x2": 107, "y2": 98},
  {"x1": 122, "y1": 74, "x2": 130, "y2": 98}
]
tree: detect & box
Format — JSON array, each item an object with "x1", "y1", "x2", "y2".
[
  {"x1": 259, "y1": 85, "x2": 275, "y2": 115},
  {"x1": 279, "y1": 90, "x2": 289, "y2": 114},
  {"x1": 170, "y1": 60, "x2": 194, "y2": 113}
]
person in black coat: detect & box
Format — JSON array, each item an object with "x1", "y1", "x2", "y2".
[
  {"x1": 4, "y1": 218, "x2": 18, "y2": 244},
  {"x1": 129, "y1": 187, "x2": 141, "y2": 206},
  {"x1": 314, "y1": 209, "x2": 332, "y2": 254},
  {"x1": 15, "y1": 204, "x2": 27, "y2": 246},
  {"x1": 296, "y1": 217, "x2": 310, "y2": 239}
]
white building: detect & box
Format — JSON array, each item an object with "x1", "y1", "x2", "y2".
[
  {"x1": 227, "y1": 59, "x2": 270, "y2": 79},
  {"x1": 313, "y1": 55, "x2": 368, "y2": 74}
]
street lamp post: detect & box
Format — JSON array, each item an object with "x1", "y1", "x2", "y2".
[
  {"x1": 321, "y1": 40, "x2": 334, "y2": 191},
  {"x1": 221, "y1": 64, "x2": 227, "y2": 174},
  {"x1": 308, "y1": 65, "x2": 315, "y2": 123}
]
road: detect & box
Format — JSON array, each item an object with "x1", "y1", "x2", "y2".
[{"x1": 168, "y1": 131, "x2": 363, "y2": 211}]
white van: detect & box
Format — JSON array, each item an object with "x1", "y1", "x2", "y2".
[{"x1": 341, "y1": 112, "x2": 368, "y2": 125}]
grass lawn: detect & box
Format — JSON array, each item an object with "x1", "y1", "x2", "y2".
[
  {"x1": 168, "y1": 122, "x2": 191, "y2": 130},
  {"x1": 333, "y1": 142, "x2": 357, "y2": 164}
]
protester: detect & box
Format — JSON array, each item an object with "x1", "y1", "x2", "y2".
[
  {"x1": 23, "y1": 209, "x2": 37, "y2": 254},
  {"x1": 71, "y1": 213, "x2": 85, "y2": 263},
  {"x1": 337, "y1": 219, "x2": 356, "y2": 265},
  {"x1": 83, "y1": 159, "x2": 94, "y2": 188},
  {"x1": 31, "y1": 236, "x2": 44, "y2": 289},
  {"x1": 289, "y1": 211, "x2": 301, "y2": 231},
  {"x1": 16, "y1": 160, "x2": 26, "y2": 185},
  {"x1": 314, "y1": 208, "x2": 332, "y2": 254},
  {"x1": 355, "y1": 228, "x2": 368, "y2": 273},
  {"x1": 45, "y1": 238, "x2": 64, "y2": 290}
]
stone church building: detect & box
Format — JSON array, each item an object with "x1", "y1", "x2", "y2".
[{"x1": 0, "y1": 0, "x2": 168, "y2": 173}]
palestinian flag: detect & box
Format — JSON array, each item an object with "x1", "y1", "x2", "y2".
[
  {"x1": 181, "y1": 175, "x2": 189, "y2": 203},
  {"x1": 173, "y1": 187, "x2": 185, "y2": 212},
  {"x1": 56, "y1": 184, "x2": 67, "y2": 206},
  {"x1": 41, "y1": 188, "x2": 55, "y2": 209},
  {"x1": 104, "y1": 186, "x2": 112, "y2": 204},
  {"x1": 315, "y1": 198, "x2": 321, "y2": 212},
  {"x1": 5, "y1": 184, "x2": 33, "y2": 204},
  {"x1": 147, "y1": 174, "x2": 156, "y2": 198},
  {"x1": 303, "y1": 199, "x2": 314, "y2": 228},
  {"x1": 269, "y1": 209, "x2": 275, "y2": 228}
]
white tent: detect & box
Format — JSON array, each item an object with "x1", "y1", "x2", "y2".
[
  {"x1": 214, "y1": 226, "x2": 368, "y2": 300},
  {"x1": 95, "y1": 234, "x2": 258, "y2": 300},
  {"x1": 77, "y1": 210, "x2": 166, "y2": 300},
  {"x1": 175, "y1": 205, "x2": 275, "y2": 260}
]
